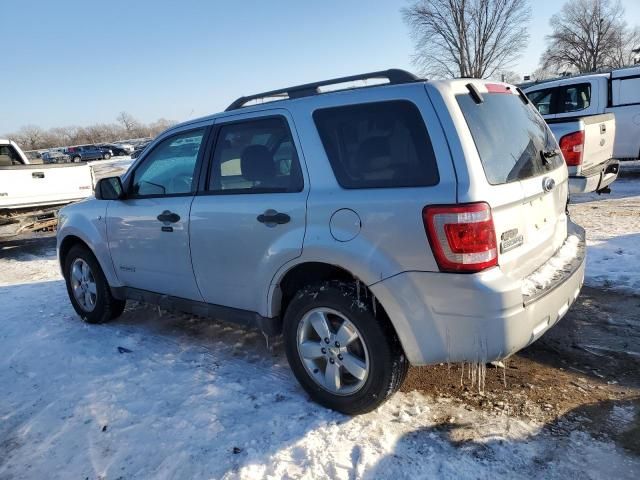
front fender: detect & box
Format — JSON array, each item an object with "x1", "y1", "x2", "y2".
[{"x1": 57, "y1": 200, "x2": 122, "y2": 287}]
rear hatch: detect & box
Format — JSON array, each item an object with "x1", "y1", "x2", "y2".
[{"x1": 454, "y1": 82, "x2": 569, "y2": 280}]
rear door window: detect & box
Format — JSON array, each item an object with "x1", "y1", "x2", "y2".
[
  {"x1": 558, "y1": 83, "x2": 591, "y2": 113},
  {"x1": 313, "y1": 100, "x2": 439, "y2": 189},
  {"x1": 528, "y1": 83, "x2": 591, "y2": 114},
  {"x1": 207, "y1": 117, "x2": 303, "y2": 194},
  {"x1": 457, "y1": 92, "x2": 563, "y2": 185}
]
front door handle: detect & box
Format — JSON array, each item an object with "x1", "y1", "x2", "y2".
[
  {"x1": 32, "y1": 172, "x2": 45, "y2": 179},
  {"x1": 257, "y1": 209, "x2": 290, "y2": 225},
  {"x1": 157, "y1": 210, "x2": 181, "y2": 223}
]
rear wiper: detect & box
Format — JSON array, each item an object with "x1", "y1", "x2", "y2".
[
  {"x1": 540, "y1": 148, "x2": 560, "y2": 166},
  {"x1": 542, "y1": 148, "x2": 560, "y2": 159}
]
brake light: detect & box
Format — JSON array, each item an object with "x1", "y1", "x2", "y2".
[
  {"x1": 485, "y1": 83, "x2": 511, "y2": 94},
  {"x1": 559, "y1": 131, "x2": 584, "y2": 166},
  {"x1": 423, "y1": 203, "x2": 497, "y2": 273}
]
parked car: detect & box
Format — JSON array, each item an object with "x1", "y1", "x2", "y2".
[
  {"x1": 130, "y1": 140, "x2": 152, "y2": 159},
  {"x1": 42, "y1": 151, "x2": 71, "y2": 164},
  {"x1": 98, "y1": 143, "x2": 131, "y2": 157},
  {"x1": 523, "y1": 66, "x2": 640, "y2": 161},
  {"x1": 65, "y1": 145, "x2": 111, "y2": 162},
  {"x1": 57, "y1": 69, "x2": 585, "y2": 414}
]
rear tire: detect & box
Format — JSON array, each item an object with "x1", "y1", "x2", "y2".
[
  {"x1": 63, "y1": 244, "x2": 126, "y2": 324},
  {"x1": 283, "y1": 280, "x2": 408, "y2": 415}
]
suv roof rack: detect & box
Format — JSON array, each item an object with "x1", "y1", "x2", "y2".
[{"x1": 225, "y1": 69, "x2": 421, "y2": 111}]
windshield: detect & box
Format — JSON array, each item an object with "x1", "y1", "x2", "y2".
[{"x1": 456, "y1": 92, "x2": 563, "y2": 185}]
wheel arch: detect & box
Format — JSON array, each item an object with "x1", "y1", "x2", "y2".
[{"x1": 268, "y1": 261, "x2": 406, "y2": 355}]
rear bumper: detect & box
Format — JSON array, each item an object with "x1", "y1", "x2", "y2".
[
  {"x1": 370, "y1": 221, "x2": 586, "y2": 365},
  {"x1": 569, "y1": 158, "x2": 619, "y2": 194}
]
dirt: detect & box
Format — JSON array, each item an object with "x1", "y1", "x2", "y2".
[
  {"x1": 402, "y1": 286, "x2": 640, "y2": 452},
  {"x1": 5, "y1": 233, "x2": 639, "y2": 454}
]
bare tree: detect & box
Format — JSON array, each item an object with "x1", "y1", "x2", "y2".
[
  {"x1": 403, "y1": 0, "x2": 531, "y2": 79},
  {"x1": 117, "y1": 111, "x2": 139, "y2": 134},
  {"x1": 4, "y1": 114, "x2": 176, "y2": 151},
  {"x1": 608, "y1": 26, "x2": 640, "y2": 68},
  {"x1": 541, "y1": 0, "x2": 640, "y2": 74},
  {"x1": 13, "y1": 125, "x2": 46, "y2": 150}
]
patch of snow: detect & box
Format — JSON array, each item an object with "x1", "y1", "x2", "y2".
[
  {"x1": 1, "y1": 244, "x2": 639, "y2": 478},
  {"x1": 521, "y1": 235, "x2": 581, "y2": 296},
  {"x1": 570, "y1": 178, "x2": 640, "y2": 294}
]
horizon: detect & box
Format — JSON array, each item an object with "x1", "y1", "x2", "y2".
[{"x1": 3, "y1": 0, "x2": 640, "y2": 135}]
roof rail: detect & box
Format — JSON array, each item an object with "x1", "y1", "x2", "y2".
[{"x1": 225, "y1": 69, "x2": 421, "y2": 111}]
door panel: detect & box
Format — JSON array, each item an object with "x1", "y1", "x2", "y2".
[
  {"x1": 107, "y1": 196, "x2": 202, "y2": 300},
  {"x1": 106, "y1": 126, "x2": 209, "y2": 300},
  {"x1": 190, "y1": 112, "x2": 307, "y2": 314},
  {"x1": 190, "y1": 193, "x2": 306, "y2": 312}
]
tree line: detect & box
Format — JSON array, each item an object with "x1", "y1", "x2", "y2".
[
  {"x1": 403, "y1": 0, "x2": 640, "y2": 82},
  {"x1": 5, "y1": 112, "x2": 176, "y2": 151}
]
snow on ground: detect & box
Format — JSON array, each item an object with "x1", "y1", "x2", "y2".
[
  {"x1": 1, "y1": 237, "x2": 639, "y2": 478},
  {"x1": 570, "y1": 177, "x2": 640, "y2": 293}
]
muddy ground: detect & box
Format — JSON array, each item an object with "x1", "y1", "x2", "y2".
[{"x1": 4, "y1": 231, "x2": 639, "y2": 459}]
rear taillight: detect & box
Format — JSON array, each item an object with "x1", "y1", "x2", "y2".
[
  {"x1": 559, "y1": 131, "x2": 584, "y2": 166},
  {"x1": 422, "y1": 202, "x2": 498, "y2": 273}
]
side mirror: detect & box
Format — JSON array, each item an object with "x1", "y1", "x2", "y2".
[{"x1": 95, "y1": 176, "x2": 124, "y2": 200}]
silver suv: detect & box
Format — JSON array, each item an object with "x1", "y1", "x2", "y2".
[{"x1": 57, "y1": 70, "x2": 586, "y2": 414}]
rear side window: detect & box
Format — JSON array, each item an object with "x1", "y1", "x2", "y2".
[
  {"x1": 313, "y1": 101, "x2": 439, "y2": 189},
  {"x1": 559, "y1": 83, "x2": 591, "y2": 112},
  {"x1": 615, "y1": 77, "x2": 640, "y2": 105},
  {"x1": 457, "y1": 92, "x2": 563, "y2": 185}
]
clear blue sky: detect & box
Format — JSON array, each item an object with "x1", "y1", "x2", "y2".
[{"x1": 2, "y1": 0, "x2": 639, "y2": 134}]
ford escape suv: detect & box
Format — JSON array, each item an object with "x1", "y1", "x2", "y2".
[{"x1": 57, "y1": 69, "x2": 586, "y2": 415}]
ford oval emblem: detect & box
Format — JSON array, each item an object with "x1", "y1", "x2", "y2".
[{"x1": 542, "y1": 177, "x2": 555, "y2": 192}]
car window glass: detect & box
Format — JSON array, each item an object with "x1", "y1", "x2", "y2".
[
  {"x1": 559, "y1": 84, "x2": 591, "y2": 112},
  {"x1": 208, "y1": 117, "x2": 303, "y2": 193},
  {"x1": 132, "y1": 128, "x2": 205, "y2": 196},
  {"x1": 617, "y1": 78, "x2": 640, "y2": 105},
  {"x1": 457, "y1": 92, "x2": 563, "y2": 185},
  {"x1": 527, "y1": 88, "x2": 553, "y2": 115},
  {"x1": 0, "y1": 145, "x2": 24, "y2": 165},
  {"x1": 313, "y1": 100, "x2": 439, "y2": 189}
]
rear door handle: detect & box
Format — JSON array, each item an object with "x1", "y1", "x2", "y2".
[
  {"x1": 600, "y1": 124, "x2": 606, "y2": 134},
  {"x1": 32, "y1": 172, "x2": 45, "y2": 179},
  {"x1": 157, "y1": 210, "x2": 181, "y2": 223},
  {"x1": 257, "y1": 209, "x2": 290, "y2": 225}
]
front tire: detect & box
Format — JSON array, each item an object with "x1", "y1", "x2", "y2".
[
  {"x1": 283, "y1": 281, "x2": 408, "y2": 415},
  {"x1": 64, "y1": 244, "x2": 125, "y2": 324}
]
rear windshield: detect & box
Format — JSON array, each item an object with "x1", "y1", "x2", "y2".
[
  {"x1": 313, "y1": 100, "x2": 439, "y2": 189},
  {"x1": 457, "y1": 92, "x2": 563, "y2": 185}
]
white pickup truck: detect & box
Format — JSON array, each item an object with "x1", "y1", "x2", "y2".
[
  {"x1": 1, "y1": 139, "x2": 132, "y2": 237},
  {"x1": 522, "y1": 69, "x2": 633, "y2": 193}
]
